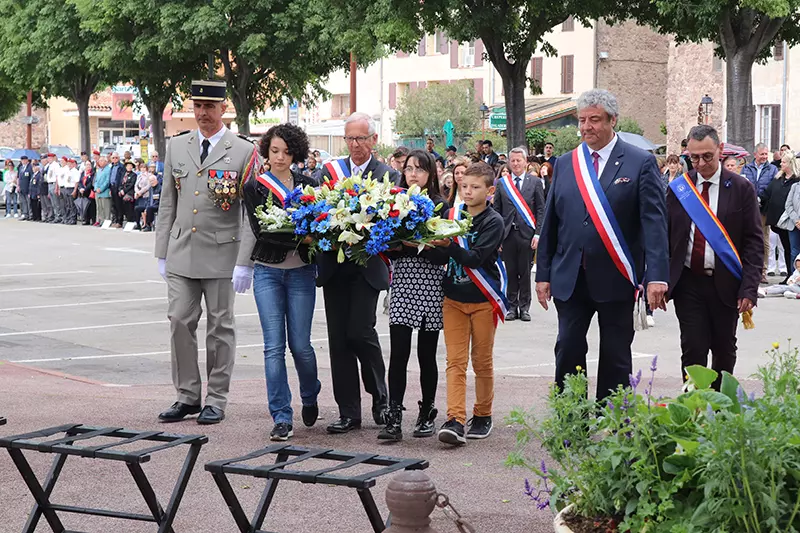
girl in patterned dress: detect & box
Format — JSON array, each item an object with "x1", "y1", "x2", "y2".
[{"x1": 379, "y1": 149, "x2": 449, "y2": 441}]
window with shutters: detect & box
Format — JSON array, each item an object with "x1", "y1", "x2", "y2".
[
  {"x1": 774, "y1": 41, "x2": 784, "y2": 61},
  {"x1": 462, "y1": 41, "x2": 476, "y2": 67},
  {"x1": 435, "y1": 31, "x2": 449, "y2": 54},
  {"x1": 530, "y1": 57, "x2": 543, "y2": 92},
  {"x1": 561, "y1": 55, "x2": 574, "y2": 94},
  {"x1": 562, "y1": 16, "x2": 574, "y2": 31},
  {"x1": 759, "y1": 104, "x2": 782, "y2": 149},
  {"x1": 331, "y1": 94, "x2": 350, "y2": 118}
]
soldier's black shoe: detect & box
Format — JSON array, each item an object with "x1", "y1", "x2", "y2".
[
  {"x1": 158, "y1": 402, "x2": 201, "y2": 422},
  {"x1": 197, "y1": 405, "x2": 225, "y2": 425},
  {"x1": 326, "y1": 417, "x2": 361, "y2": 434}
]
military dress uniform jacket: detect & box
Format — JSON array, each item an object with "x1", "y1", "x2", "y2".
[{"x1": 155, "y1": 129, "x2": 258, "y2": 279}]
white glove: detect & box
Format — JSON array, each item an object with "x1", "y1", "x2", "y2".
[
  {"x1": 158, "y1": 258, "x2": 167, "y2": 281},
  {"x1": 232, "y1": 265, "x2": 254, "y2": 294}
]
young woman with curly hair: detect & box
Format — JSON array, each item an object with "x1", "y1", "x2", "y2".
[{"x1": 241, "y1": 123, "x2": 322, "y2": 441}]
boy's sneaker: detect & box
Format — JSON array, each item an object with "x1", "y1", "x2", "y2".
[
  {"x1": 438, "y1": 419, "x2": 466, "y2": 446},
  {"x1": 270, "y1": 423, "x2": 293, "y2": 441},
  {"x1": 466, "y1": 416, "x2": 493, "y2": 439},
  {"x1": 784, "y1": 291, "x2": 800, "y2": 300}
]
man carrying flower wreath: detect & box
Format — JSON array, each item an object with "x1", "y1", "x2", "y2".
[{"x1": 316, "y1": 112, "x2": 399, "y2": 434}]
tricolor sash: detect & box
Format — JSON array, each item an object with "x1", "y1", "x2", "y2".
[
  {"x1": 498, "y1": 175, "x2": 536, "y2": 229},
  {"x1": 573, "y1": 143, "x2": 638, "y2": 287},
  {"x1": 449, "y1": 204, "x2": 510, "y2": 323},
  {"x1": 323, "y1": 158, "x2": 351, "y2": 185},
  {"x1": 669, "y1": 173, "x2": 742, "y2": 280},
  {"x1": 256, "y1": 171, "x2": 291, "y2": 207}
]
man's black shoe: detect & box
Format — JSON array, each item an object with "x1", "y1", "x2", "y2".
[
  {"x1": 519, "y1": 310, "x2": 531, "y2": 322},
  {"x1": 326, "y1": 417, "x2": 361, "y2": 434},
  {"x1": 270, "y1": 423, "x2": 293, "y2": 441},
  {"x1": 505, "y1": 309, "x2": 518, "y2": 321},
  {"x1": 197, "y1": 405, "x2": 225, "y2": 425},
  {"x1": 301, "y1": 403, "x2": 319, "y2": 427},
  {"x1": 158, "y1": 402, "x2": 201, "y2": 422}
]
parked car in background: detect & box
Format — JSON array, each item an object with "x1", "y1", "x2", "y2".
[
  {"x1": 0, "y1": 146, "x2": 13, "y2": 160},
  {"x1": 42, "y1": 145, "x2": 76, "y2": 159},
  {"x1": 100, "y1": 145, "x2": 116, "y2": 156}
]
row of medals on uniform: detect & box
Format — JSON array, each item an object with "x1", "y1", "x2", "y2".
[{"x1": 175, "y1": 169, "x2": 239, "y2": 211}]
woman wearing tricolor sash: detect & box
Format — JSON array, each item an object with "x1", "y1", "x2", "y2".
[{"x1": 241, "y1": 124, "x2": 322, "y2": 442}]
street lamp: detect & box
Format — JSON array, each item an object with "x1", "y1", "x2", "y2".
[
  {"x1": 479, "y1": 103, "x2": 489, "y2": 141},
  {"x1": 700, "y1": 94, "x2": 713, "y2": 125}
]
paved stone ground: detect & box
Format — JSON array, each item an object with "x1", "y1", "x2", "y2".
[{"x1": 0, "y1": 219, "x2": 793, "y2": 532}]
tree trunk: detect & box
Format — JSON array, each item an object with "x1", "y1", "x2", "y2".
[
  {"x1": 221, "y1": 50, "x2": 252, "y2": 136},
  {"x1": 147, "y1": 100, "x2": 168, "y2": 157},
  {"x1": 75, "y1": 92, "x2": 91, "y2": 153},
  {"x1": 724, "y1": 50, "x2": 756, "y2": 153},
  {"x1": 501, "y1": 68, "x2": 528, "y2": 150},
  {"x1": 233, "y1": 95, "x2": 251, "y2": 136}
]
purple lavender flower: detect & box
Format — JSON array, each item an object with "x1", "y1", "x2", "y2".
[
  {"x1": 540, "y1": 460, "x2": 548, "y2": 477},
  {"x1": 629, "y1": 370, "x2": 642, "y2": 390},
  {"x1": 563, "y1": 439, "x2": 571, "y2": 448},
  {"x1": 524, "y1": 478, "x2": 533, "y2": 497},
  {"x1": 736, "y1": 386, "x2": 746, "y2": 404},
  {"x1": 749, "y1": 391, "x2": 756, "y2": 402},
  {"x1": 624, "y1": 431, "x2": 633, "y2": 439},
  {"x1": 650, "y1": 355, "x2": 658, "y2": 372},
  {"x1": 607, "y1": 399, "x2": 615, "y2": 412}
]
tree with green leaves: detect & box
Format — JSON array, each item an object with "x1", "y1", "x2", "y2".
[
  {"x1": 170, "y1": 0, "x2": 417, "y2": 136},
  {"x1": 73, "y1": 0, "x2": 207, "y2": 156},
  {"x1": 615, "y1": 117, "x2": 644, "y2": 136},
  {"x1": 618, "y1": 0, "x2": 800, "y2": 151},
  {"x1": 394, "y1": 80, "x2": 479, "y2": 145},
  {"x1": 0, "y1": 0, "x2": 112, "y2": 152},
  {"x1": 392, "y1": 0, "x2": 608, "y2": 149},
  {"x1": 0, "y1": 74, "x2": 23, "y2": 123}
]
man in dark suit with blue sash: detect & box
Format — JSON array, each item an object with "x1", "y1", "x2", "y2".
[
  {"x1": 666, "y1": 125, "x2": 762, "y2": 389},
  {"x1": 316, "y1": 112, "x2": 398, "y2": 433},
  {"x1": 535, "y1": 89, "x2": 669, "y2": 400}
]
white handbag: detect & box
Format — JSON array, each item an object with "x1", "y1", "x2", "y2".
[{"x1": 777, "y1": 210, "x2": 795, "y2": 231}]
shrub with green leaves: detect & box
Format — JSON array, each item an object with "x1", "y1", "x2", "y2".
[{"x1": 507, "y1": 345, "x2": 800, "y2": 532}]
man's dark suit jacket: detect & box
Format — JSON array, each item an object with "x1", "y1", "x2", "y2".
[
  {"x1": 666, "y1": 169, "x2": 763, "y2": 308},
  {"x1": 536, "y1": 138, "x2": 669, "y2": 303},
  {"x1": 493, "y1": 173, "x2": 545, "y2": 241},
  {"x1": 315, "y1": 156, "x2": 399, "y2": 291}
]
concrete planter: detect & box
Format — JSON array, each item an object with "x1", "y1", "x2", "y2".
[{"x1": 553, "y1": 504, "x2": 576, "y2": 532}]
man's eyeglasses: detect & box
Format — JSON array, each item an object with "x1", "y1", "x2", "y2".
[
  {"x1": 343, "y1": 135, "x2": 372, "y2": 144},
  {"x1": 688, "y1": 153, "x2": 717, "y2": 163}
]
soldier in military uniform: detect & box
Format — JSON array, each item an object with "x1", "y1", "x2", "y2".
[{"x1": 155, "y1": 79, "x2": 259, "y2": 425}]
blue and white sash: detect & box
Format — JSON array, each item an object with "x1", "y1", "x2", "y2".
[
  {"x1": 572, "y1": 143, "x2": 637, "y2": 287},
  {"x1": 498, "y1": 175, "x2": 536, "y2": 229}
]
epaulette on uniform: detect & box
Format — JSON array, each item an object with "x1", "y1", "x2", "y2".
[
  {"x1": 237, "y1": 133, "x2": 257, "y2": 145},
  {"x1": 173, "y1": 130, "x2": 191, "y2": 137}
]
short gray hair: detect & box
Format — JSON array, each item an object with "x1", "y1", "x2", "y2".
[
  {"x1": 509, "y1": 146, "x2": 528, "y2": 159},
  {"x1": 754, "y1": 143, "x2": 768, "y2": 152},
  {"x1": 345, "y1": 112, "x2": 376, "y2": 135},
  {"x1": 577, "y1": 89, "x2": 619, "y2": 118},
  {"x1": 688, "y1": 125, "x2": 720, "y2": 146}
]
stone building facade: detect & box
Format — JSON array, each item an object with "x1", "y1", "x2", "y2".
[
  {"x1": 665, "y1": 41, "x2": 724, "y2": 154},
  {"x1": 596, "y1": 20, "x2": 670, "y2": 143},
  {"x1": 0, "y1": 103, "x2": 48, "y2": 150}
]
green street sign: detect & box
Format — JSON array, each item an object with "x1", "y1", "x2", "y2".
[{"x1": 489, "y1": 111, "x2": 506, "y2": 130}]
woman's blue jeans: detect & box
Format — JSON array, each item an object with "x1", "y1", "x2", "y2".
[
  {"x1": 253, "y1": 263, "x2": 321, "y2": 425},
  {"x1": 789, "y1": 228, "x2": 800, "y2": 269}
]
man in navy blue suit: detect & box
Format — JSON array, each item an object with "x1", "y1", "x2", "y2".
[{"x1": 535, "y1": 89, "x2": 669, "y2": 400}]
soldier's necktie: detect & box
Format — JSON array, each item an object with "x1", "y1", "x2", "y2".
[
  {"x1": 200, "y1": 139, "x2": 211, "y2": 164},
  {"x1": 690, "y1": 181, "x2": 712, "y2": 274}
]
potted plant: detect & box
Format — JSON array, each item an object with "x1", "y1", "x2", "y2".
[{"x1": 506, "y1": 345, "x2": 800, "y2": 532}]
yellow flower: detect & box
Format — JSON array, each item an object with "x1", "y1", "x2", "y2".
[
  {"x1": 575, "y1": 365, "x2": 582, "y2": 371},
  {"x1": 773, "y1": 342, "x2": 780, "y2": 349}
]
